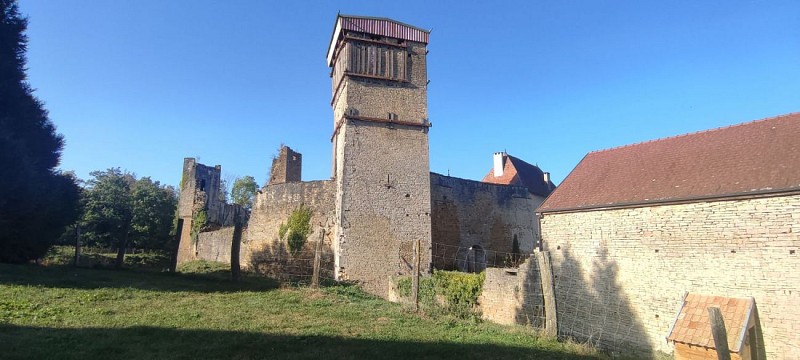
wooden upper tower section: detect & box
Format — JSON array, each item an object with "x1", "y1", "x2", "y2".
[{"x1": 327, "y1": 15, "x2": 431, "y2": 129}]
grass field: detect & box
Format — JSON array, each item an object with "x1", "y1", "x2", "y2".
[{"x1": 0, "y1": 261, "x2": 605, "y2": 359}]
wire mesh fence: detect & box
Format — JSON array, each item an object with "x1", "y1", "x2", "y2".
[{"x1": 431, "y1": 241, "x2": 529, "y2": 272}]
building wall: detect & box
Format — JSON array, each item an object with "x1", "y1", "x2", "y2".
[
  {"x1": 478, "y1": 256, "x2": 545, "y2": 327},
  {"x1": 243, "y1": 180, "x2": 336, "y2": 277},
  {"x1": 430, "y1": 173, "x2": 543, "y2": 270},
  {"x1": 196, "y1": 227, "x2": 235, "y2": 264},
  {"x1": 268, "y1": 146, "x2": 302, "y2": 185},
  {"x1": 540, "y1": 194, "x2": 800, "y2": 359},
  {"x1": 333, "y1": 121, "x2": 432, "y2": 297},
  {"x1": 331, "y1": 39, "x2": 432, "y2": 298}
]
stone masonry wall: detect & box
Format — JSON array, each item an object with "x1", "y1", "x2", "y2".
[
  {"x1": 243, "y1": 180, "x2": 336, "y2": 278},
  {"x1": 268, "y1": 146, "x2": 302, "y2": 185},
  {"x1": 430, "y1": 173, "x2": 543, "y2": 271},
  {"x1": 540, "y1": 194, "x2": 800, "y2": 359},
  {"x1": 334, "y1": 121, "x2": 432, "y2": 297},
  {"x1": 478, "y1": 256, "x2": 545, "y2": 327},
  {"x1": 331, "y1": 39, "x2": 432, "y2": 298},
  {"x1": 196, "y1": 227, "x2": 235, "y2": 264}
]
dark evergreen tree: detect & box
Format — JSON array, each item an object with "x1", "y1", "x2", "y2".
[{"x1": 0, "y1": 0, "x2": 80, "y2": 262}]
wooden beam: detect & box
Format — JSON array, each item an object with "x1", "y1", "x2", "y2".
[{"x1": 536, "y1": 251, "x2": 558, "y2": 338}]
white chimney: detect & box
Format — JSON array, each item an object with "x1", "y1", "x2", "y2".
[{"x1": 493, "y1": 152, "x2": 506, "y2": 177}]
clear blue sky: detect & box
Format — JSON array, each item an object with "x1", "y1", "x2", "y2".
[{"x1": 19, "y1": 1, "x2": 800, "y2": 189}]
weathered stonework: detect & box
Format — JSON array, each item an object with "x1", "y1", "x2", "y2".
[
  {"x1": 243, "y1": 180, "x2": 336, "y2": 278},
  {"x1": 430, "y1": 173, "x2": 543, "y2": 271},
  {"x1": 478, "y1": 256, "x2": 545, "y2": 327},
  {"x1": 176, "y1": 158, "x2": 246, "y2": 264},
  {"x1": 269, "y1": 146, "x2": 302, "y2": 185},
  {"x1": 330, "y1": 30, "x2": 432, "y2": 297},
  {"x1": 540, "y1": 194, "x2": 800, "y2": 359}
]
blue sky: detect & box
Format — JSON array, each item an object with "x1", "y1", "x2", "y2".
[{"x1": 19, "y1": 1, "x2": 800, "y2": 189}]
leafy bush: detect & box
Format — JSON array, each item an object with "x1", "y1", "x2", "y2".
[
  {"x1": 278, "y1": 205, "x2": 312, "y2": 254},
  {"x1": 397, "y1": 270, "x2": 485, "y2": 320},
  {"x1": 190, "y1": 210, "x2": 207, "y2": 244}
]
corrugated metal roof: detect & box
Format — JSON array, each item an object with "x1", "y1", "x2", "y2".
[{"x1": 327, "y1": 14, "x2": 430, "y2": 66}]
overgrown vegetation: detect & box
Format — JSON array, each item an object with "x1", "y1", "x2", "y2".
[
  {"x1": 190, "y1": 209, "x2": 207, "y2": 244},
  {"x1": 0, "y1": 262, "x2": 603, "y2": 359},
  {"x1": 397, "y1": 270, "x2": 486, "y2": 320},
  {"x1": 278, "y1": 205, "x2": 312, "y2": 254},
  {"x1": 43, "y1": 246, "x2": 171, "y2": 270}
]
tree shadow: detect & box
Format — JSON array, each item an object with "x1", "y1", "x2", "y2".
[
  {"x1": 544, "y1": 246, "x2": 654, "y2": 358},
  {"x1": 0, "y1": 324, "x2": 603, "y2": 360},
  {"x1": 0, "y1": 263, "x2": 278, "y2": 294}
]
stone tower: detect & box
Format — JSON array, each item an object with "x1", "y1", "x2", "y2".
[
  {"x1": 268, "y1": 146, "x2": 302, "y2": 185},
  {"x1": 327, "y1": 15, "x2": 433, "y2": 296}
]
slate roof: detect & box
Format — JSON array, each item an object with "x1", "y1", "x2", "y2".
[
  {"x1": 482, "y1": 154, "x2": 556, "y2": 197},
  {"x1": 539, "y1": 112, "x2": 800, "y2": 213},
  {"x1": 667, "y1": 293, "x2": 754, "y2": 353}
]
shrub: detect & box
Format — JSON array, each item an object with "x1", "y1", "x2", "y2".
[
  {"x1": 397, "y1": 270, "x2": 485, "y2": 320},
  {"x1": 278, "y1": 205, "x2": 312, "y2": 254}
]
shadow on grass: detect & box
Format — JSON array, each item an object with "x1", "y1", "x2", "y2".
[
  {"x1": 0, "y1": 324, "x2": 602, "y2": 360},
  {"x1": 0, "y1": 263, "x2": 278, "y2": 294}
]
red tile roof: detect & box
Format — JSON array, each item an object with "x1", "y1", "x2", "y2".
[
  {"x1": 539, "y1": 113, "x2": 800, "y2": 213},
  {"x1": 667, "y1": 293, "x2": 754, "y2": 352},
  {"x1": 482, "y1": 154, "x2": 555, "y2": 197}
]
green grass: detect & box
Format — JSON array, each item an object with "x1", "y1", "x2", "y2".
[{"x1": 0, "y1": 262, "x2": 605, "y2": 359}]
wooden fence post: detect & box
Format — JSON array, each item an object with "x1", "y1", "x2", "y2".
[
  {"x1": 311, "y1": 228, "x2": 325, "y2": 289},
  {"x1": 74, "y1": 225, "x2": 81, "y2": 267},
  {"x1": 536, "y1": 251, "x2": 558, "y2": 338},
  {"x1": 708, "y1": 306, "x2": 732, "y2": 360},
  {"x1": 230, "y1": 221, "x2": 243, "y2": 282},
  {"x1": 412, "y1": 238, "x2": 421, "y2": 312}
]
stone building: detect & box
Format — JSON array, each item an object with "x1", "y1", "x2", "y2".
[
  {"x1": 538, "y1": 113, "x2": 800, "y2": 358},
  {"x1": 177, "y1": 15, "x2": 554, "y2": 298}
]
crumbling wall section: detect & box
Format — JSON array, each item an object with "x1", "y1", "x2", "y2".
[
  {"x1": 196, "y1": 227, "x2": 235, "y2": 264},
  {"x1": 243, "y1": 180, "x2": 336, "y2": 280},
  {"x1": 430, "y1": 173, "x2": 543, "y2": 271},
  {"x1": 268, "y1": 146, "x2": 302, "y2": 185},
  {"x1": 478, "y1": 256, "x2": 544, "y2": 327}
]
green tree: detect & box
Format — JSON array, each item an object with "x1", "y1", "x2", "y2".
[
  {"x1": 81, "y1": 169, "x2": 134, "y2": 268},
  {"x1": 130, "y1": 177, "x2": 177, "y2": 250},
  {"x1": 231, "y1": 176, "x2": 258, "y2": 211},
  {"x1": 0, "y1": 0, "x2": 80, "y2": 262},
  {"x1": 80, "y1": 170, "x2": 178, "y2": 266}
]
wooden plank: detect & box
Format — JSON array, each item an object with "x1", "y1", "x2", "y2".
[
  {"x1": 311, "y1": 228, "x2": 325, "y2": 289},
  {"x1": 536, "y1": 251, "x2": 558, "y2": 337},
  {"x1": 708, "y1": 306, "x2": 732, "y2": 360}
]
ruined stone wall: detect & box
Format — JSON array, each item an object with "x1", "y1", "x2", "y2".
[
  {"x1": 540, "y1": 194, "x2": 800, "y2": 359},
  {"x1": 196, "y1": 227, "x2": 235, "y2": 264},
  {"x1": 243, "y1": 180, "x2": 336, "y2": 278},
  {"x1": 478, "y1": 256, "x2": 545, "y2": 327},
  {"x1": 268, "y1": 146, "x2": 302, "y2": 185},
  {"x1": 430, "y1": 173, "x2": 543, "y2": 271}
]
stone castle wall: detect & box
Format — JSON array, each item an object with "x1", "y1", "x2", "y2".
[
  {"x1": 268, "y1": 146, "x2": 302, "y2": 185},
  {"x1": 332, "y1": 40, "x2": 432, "y2": 298},
  {"x1": 243, "y1": 180, "x2": 336, "y2": 277},
  {"x1": 196, "y1": 227, "x2": 235, "y2": 264},
  {"x1": 478, "y1": 256, "x2": 545, "y2": 327},
  {"x1": 540, "y1": 194, "x2": 800, "y2": 359},
  {"x1": 333, "y1": 121, "x2": 432, "y2": 297},
  {"x1": 430, "y1": 173, "x2": 543, "y2": 271}
]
